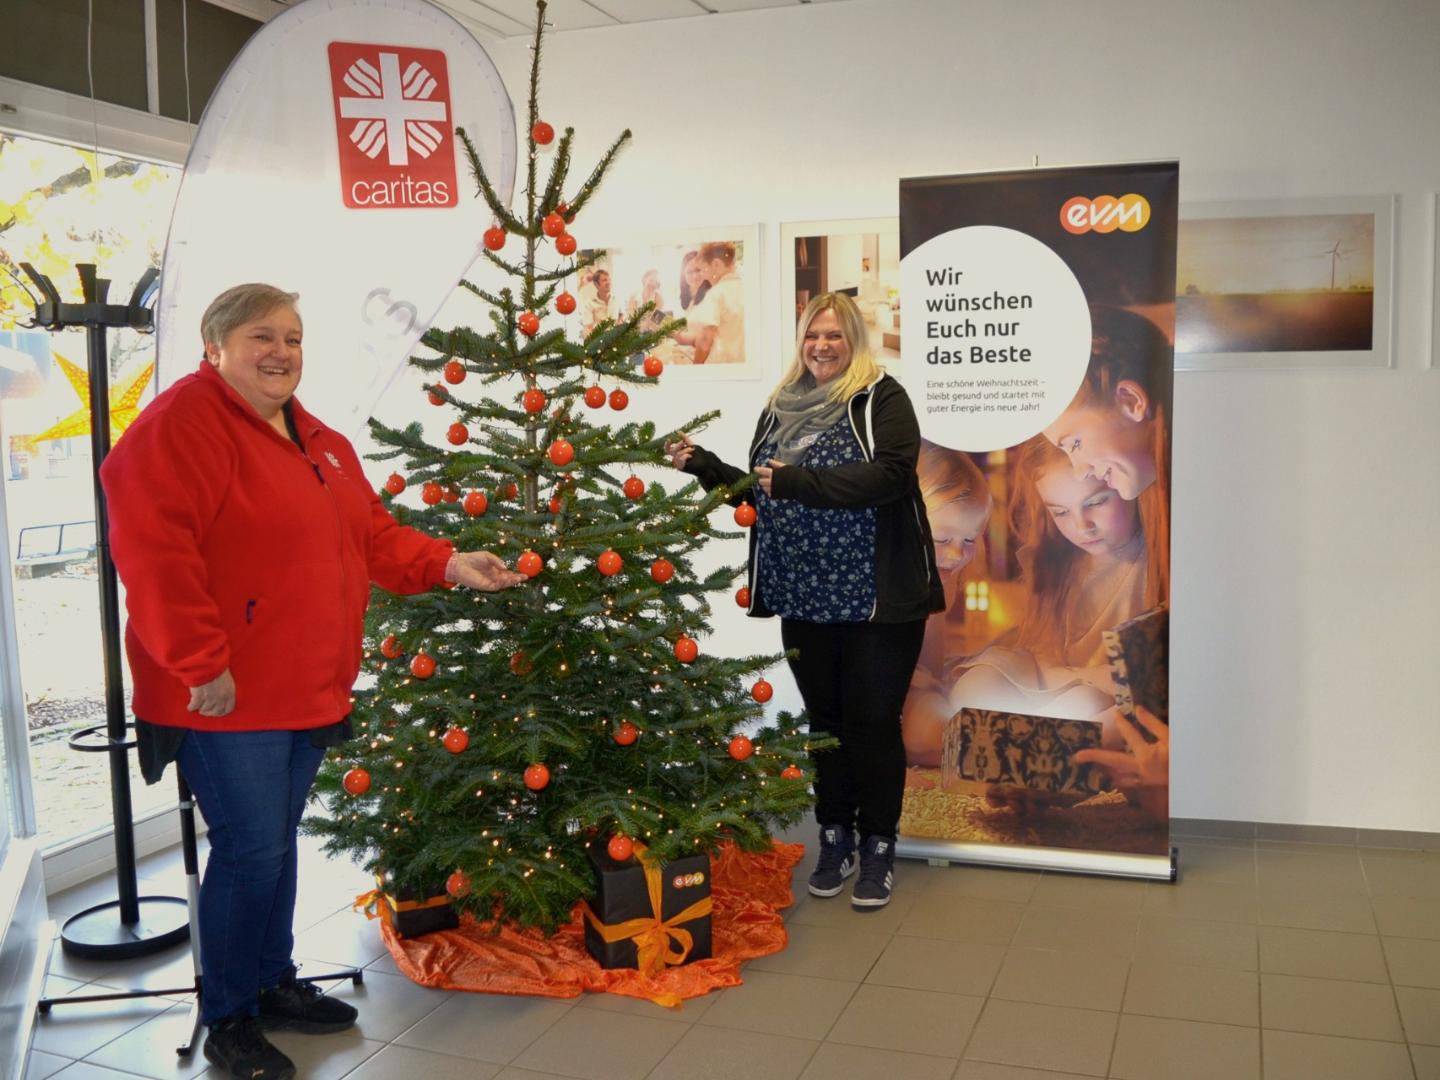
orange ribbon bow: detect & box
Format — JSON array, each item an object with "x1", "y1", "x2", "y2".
[{"x1": 580, "y1": 843, "x2": 713, "y2": 979}]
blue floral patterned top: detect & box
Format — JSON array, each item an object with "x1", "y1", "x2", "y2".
[{"x1": 753, "y1": 419, "x2": 877, "y2": 622}]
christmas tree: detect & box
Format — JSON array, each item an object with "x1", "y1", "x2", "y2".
[{"x1": 306, "y1": 1, "x2": 816, "y2": 933}]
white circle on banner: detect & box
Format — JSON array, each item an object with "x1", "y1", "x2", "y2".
[{"x1": 902, "y1": 225, "x2": 1091, "y2": 451}]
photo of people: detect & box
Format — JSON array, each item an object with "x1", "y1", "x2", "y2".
[
  {"x1": 576, "y1": 228, "x2": 759, "y2": 377},
  {"x1": 898, "y1": 164, "x2": 1177, "y2": 859}
]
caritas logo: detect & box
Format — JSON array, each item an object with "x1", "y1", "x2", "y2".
[
  {"x1": 328, "y1": 41, "x2": 457, "y2": 209},
  {"x1": 1060, "y1": 194, "x2": 1151, "y2": 235}
]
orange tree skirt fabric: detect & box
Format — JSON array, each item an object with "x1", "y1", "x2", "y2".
[{"x1": 375, "y1": 841, "x2": 803, "y2": 1009}]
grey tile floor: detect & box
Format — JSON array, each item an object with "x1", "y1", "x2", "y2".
[{"x1": 25, "y1": 821, "x2": 1440, "y2": 1079}]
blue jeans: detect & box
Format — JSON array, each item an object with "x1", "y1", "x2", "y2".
[{"x1": 177, "y1": 728, "x2": 326, "y2": 1024}]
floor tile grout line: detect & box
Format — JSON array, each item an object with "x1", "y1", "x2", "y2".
[{"x1": 950, "y1": 872, "x2": 1035, "y2": 1071}]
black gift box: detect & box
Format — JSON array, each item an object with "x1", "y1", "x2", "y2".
[
  {"x1": 380, "y1": 880, "x2": 459, "y2": 939},
  {"x1": 583, "y1": 846, "x2": 712, "y2": 970}
]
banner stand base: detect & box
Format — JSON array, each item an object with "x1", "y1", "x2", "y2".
[{"x1": 899, "y1": 837, "x2": 1178, "y2": 883}]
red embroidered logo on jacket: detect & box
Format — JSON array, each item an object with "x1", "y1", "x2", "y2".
[{"x1": 328, "y1": 41, "x2": 457, "y2": 210}]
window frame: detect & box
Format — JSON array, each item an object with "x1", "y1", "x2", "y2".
[{"x1": 0, "y1": 82, "x2": 199, "y2": 891}]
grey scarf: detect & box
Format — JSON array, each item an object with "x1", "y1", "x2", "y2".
[{"x1": 768, "y1": 376, "x2": 849, "y2": 465}]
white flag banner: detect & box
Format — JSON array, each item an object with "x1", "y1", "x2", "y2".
[{"x1": 156, "y1": 0, "x2": 516, "y2": 435}]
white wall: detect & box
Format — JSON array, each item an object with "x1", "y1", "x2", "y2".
[{"x1": 385, "y1": 0, "x2": 1440, "y2": 832}]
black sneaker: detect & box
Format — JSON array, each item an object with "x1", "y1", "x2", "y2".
[
  {"x1": 851, "y1": 835, "x2": 895, "y2": 909},
  {"x1": 808, "y1": 825, "x2": 857, "y2": 897},
  {"x1": 258, "y1": 974, "x2": 359, "y2": 1034},
  {"x1": 203, "y1": 1015, "x2": 296, "y2": 1080}
]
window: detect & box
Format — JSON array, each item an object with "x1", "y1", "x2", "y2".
[{"x1": 1, "y1": 129, "x2": 181, "y2": 851}]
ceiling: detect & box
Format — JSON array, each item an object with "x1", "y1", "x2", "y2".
[
  {"x1": 444, "y1": 0, "x2": 844, "y2": 38},
  {"x1": 213, "y1": 0, "x2": 850, "y2": 41}
]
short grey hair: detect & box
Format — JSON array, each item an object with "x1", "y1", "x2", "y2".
[{"x1": 200, "y1": 283, "x2": 301, "y2": 353}]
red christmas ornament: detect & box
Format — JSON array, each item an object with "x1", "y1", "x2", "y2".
[
  {"x1": 728, "y1": 735, "x2": 754, "y2": 761},
  {"x1": 518, "y1": 311, "x2": 541, "y2": 337},
  {"x1": 548, "y1": 496, "x2": 563, "y2": 514},
  {"x1": 555, "y1": 292, "x2": 577, "y2": 315},
  {"x1": 781, "y1": 765, "x2": 803, "y2": 780},
  {"x1": 442, "y1": 486, "x2": 460, "y2": 504},
  {"x1": 380, "y1": 634, "x2": 403, "y2": 659},
  {"x1": 622, "y1": 476, "x2": 645, "y2": 500},
  {"x1": 548, "y1": 438, "x2": 575, "y2": 467},
  {"x1": 613, "y1": 720, "x2": 639, "y2": 746},
  {"x1": 607, "y1": 835, "x2": 633, "y2": 862},
  {"x1": 650, "y1": 558, "x2": 675, "y2": 584},
  {"x1": 446, "y1": 869, "x2": 471, "y2": 897},
  {"x1": 751, "y1": 678, "x2": 774, "y2": 704},
  {"x1": 522, "y1": 388, "x2": 548, "y2": 414},
  {"x1": 516, "y1": 550, "x2": 544, "y2": 578},
  {"x1": 446, "y1": 422, "x2": 469, "y2": 446},
  {"x1": 523, "y1": 763, "x2": 550, "y2": 791},
  {"x1": 556, "y1": 201, "x2": 569, "y2": 217},
  {"x1": 428, "y1": 389, "x2": 445, "y2": 406},
  {"x1": 643, "y1": 355, "x2": 663, "y2": 377},
  {"x1": 609, "y1": 388, "x2": 629, "y2": 411},
  {"x1": 542, "y1": 212, "x2": 565, "y2": 237},
  {"x1": 421, "y1": 481, "x2": 444, "y2": 505},
  {"x1": 443, "y1": 359, "x2": 466, "y2": 384},
  {"x1": 442, "y1": 727, "x2": 470, "y2": 754},
  {"x1": 596, "y1": 549, "x2": 623, "y2": 576},
  {"x1": 410, "y1": 653, "x2": 436, "y2": 679},
  {"x1": 735, "y1": 586, "x2": 751, "y2": 608},
  {"x1": 555, "y1": 232, "x2": 577, "y2": 256},
  {"x1": 463, "y1": 490, "x2": 488, "y2": 516},
  {"x1": 674, "y1": 637, "x2": 699, "y2": 664},
  {"x1": 500, "y1": 482, "x2": 519, "y2": 501},
  {"x1": 531, "y1": 120, "x2": 555, "y2": 145},
  {"x1": 483, "y1": 226, "x2": 506, "y2": 252},
  {"x1": 383, "y1": 473, "x2": 406, "y2": 495},
  {"x1": 510, "y1": 650, "x2": 533, "y2": 676},
  {"x1": 734, "y1": 503, "x2": 757, "y2": 527},
  {"x1": 342, "y1": 767, "x2": 371, "y2": 795},
  {"x1": 583, "y1": 385, "x2": 606, "y2": 409}
]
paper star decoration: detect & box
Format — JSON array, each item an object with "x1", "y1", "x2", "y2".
[{"x1": 32, "y1": 350, "x2": 154, "y2": 445}]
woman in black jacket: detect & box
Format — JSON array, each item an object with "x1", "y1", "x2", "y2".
[{"x1": 666, "y1": 292, "x2": 942, "y2": 909}]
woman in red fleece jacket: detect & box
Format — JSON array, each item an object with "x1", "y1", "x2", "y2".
[{"x1": 100, "y1": 283, "x2": 524, "y2": 1080}]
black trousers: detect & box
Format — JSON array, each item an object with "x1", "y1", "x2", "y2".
[{"x1": 781, "y1": 617, "x2": 927, "y2": 842}]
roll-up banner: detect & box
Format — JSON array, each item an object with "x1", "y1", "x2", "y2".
[
  {"x1": 156, "y1": 0, "x2": 516, "y2": 437},
  {"x1": 898, "y1": 162, "x2": 1177, "y2": 879}
]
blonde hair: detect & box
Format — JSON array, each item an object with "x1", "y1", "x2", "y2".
[
  {"x1": 201, "y1": 283, "x2": 300, "y2": 354},
  {"x1": 919, "y1": 440, "x2": 992, "y2": 582},
  {"x1": 917, "y1": 439, "x2": 988, "y2": 515},
  {"x1": 770, "y1": 292, "x2": 882, "y2": 405}
]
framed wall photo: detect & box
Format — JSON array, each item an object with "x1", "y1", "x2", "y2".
[
  {"x1": 1175, "y1": 195, "x2": 1395, "y2": 371},
  {"x1": 576, "y1": 225, "x2": 762, "y2": 381},
  {"x1": 779, "y1": 217, "x2": 900, "y2": 371}
]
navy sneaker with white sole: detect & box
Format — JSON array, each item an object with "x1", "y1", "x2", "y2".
[
  {"x1": 807, "y1": 825, "x2": 857, "y2": 897},
  {"x1": 851, "y1": 835, "x2": 895, "y2": 909}
]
